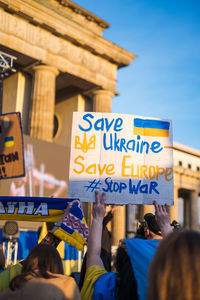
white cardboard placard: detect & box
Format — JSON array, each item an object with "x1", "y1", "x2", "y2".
[{"x1": 68, "y1": 112, "x2": 174, "y2": 205}]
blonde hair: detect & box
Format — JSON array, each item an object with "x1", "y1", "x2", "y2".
[{"x1": 147, "y1": 230, "x2": 200, "y2": 300}]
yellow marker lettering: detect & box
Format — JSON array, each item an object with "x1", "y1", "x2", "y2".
[
  {"x1": 149, "y1": 165, "x2": 156, "y2": 179},
  {"x1": 86, "y1": 164, "x2": 97, "y2": 174},
  {"x1": 106, "y1": 164, "x2": 115, "y2": 175},
  {"x1": 131, "y1": 164, "x2": 139, "y2": 178},
  {"x1": 97, "y1": 164, "x2": 107, "y2": 176},
  {"x1": 121, "y1": 155, "x2": 131, "y2": 177},
  {"x1": 73, "y1": 155, "x2": 85, "y2": 174},
  {"x1": 165, "y1": 168, "x2": 173, "y2": 181},
  {"x1": 140, "y1": 165, "x2": 148, "y2": 179},
  {"x1": 156, "y1": 166, "x2": 165, "y2": 180}
]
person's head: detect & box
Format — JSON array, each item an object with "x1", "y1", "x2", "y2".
[
  {"x1": 144, "y1": 213, "x2": 162, "y2": 240},
  {"x1": 10, "y1": 244, "x2": 64, "y2": 290},
  {"x1": 147, "y1": 230, "x2": 200, "y2": 300}
]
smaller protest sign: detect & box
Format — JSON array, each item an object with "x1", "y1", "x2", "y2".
[{"x1": 0, "y1": 112, "x2": 25, "y2": 179}]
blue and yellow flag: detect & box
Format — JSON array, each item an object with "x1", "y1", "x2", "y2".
[
  {"x1": 0, "y1": 196, "x2": 88, "y2": 250},
  {"x1": 125, "y1": 239, "x2": 160, "y2": 300},
  {"x1": 134, "y1": 118, "x2": 170, "y2": 137},
  {"x1": 4, "y1": 136, "x2": 14, "y2": 148},
  {"x1": 53, "y1": 202, "x2": 89, "y2": 251}
]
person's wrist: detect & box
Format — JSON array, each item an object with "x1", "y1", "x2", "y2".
[
  {"x1": 51, "y1": 224, "x2": 60, "y2": 233},
  {"x1": 160, "y1": 223, "x2": 172, "y2": 236},
  {"x1": 93, "y1": 216, "x2": 104, "y2": 223}
]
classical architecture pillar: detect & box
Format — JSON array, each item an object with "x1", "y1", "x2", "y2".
[
  {"x1": 83, "y1": 89, "x2": 114, "y2": 227},
  {"x1": 189, "y1": 190, "x2": 199, "y2": 231},
  {"x1": 112, "y1": 205, "x2": 126, "y2": 245},
  {"x1": 92, "y1": 89, "x2": 126, "y2": 244},
  {"x1": 143, "y1": 205, "x2": 153, "y2": 216},
  {"x1": 137, "y1": 205, "x2": 153, "y2": 221},
  {"x1": 30, "y1": 65, "x2": 59, "y2": 142},
  {"x1": 92, "y1": 89, "x2": 114, "y2": 113},
  {"x1": 170, "y1": 185, "x2": 179, "y2": 222},
  {"x1": 184, "y1": 197, "x2": 190, "y2": 228}
]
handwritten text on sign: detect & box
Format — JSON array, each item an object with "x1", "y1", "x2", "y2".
[{"x1": 68, "y1": 113, "x2": 174, "y2": 205}]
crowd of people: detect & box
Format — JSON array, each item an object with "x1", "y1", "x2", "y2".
[{"x1": 0, "y1": 191, "x2": 199, "y2": 300}]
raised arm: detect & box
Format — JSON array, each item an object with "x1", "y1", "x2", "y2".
[
  {"x1": 86, "y1": 191, "x2": 106, "y2": 269},
  {"x1": 154, "y1": 200, "x2": 172, "y2": 238}
]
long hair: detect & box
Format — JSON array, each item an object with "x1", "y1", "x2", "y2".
[
  {"x1": 10, "y1": 244, "x2": 64, "y2": 291},
  {"x1": 115, "y1": 246, "x2": 138, "y2": 300},
  {"x1": 147, "y1": 230, "x2": 200, "y2": 300},
  {"x1": 0, "y1": 245, "x2": 5, "y2": 270}
]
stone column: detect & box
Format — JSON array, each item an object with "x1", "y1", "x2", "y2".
[
  {"x1": 170, "y1": 185, "x2": 179, "y2": 222},
  {"x1": 190, "y1": 190, "x2": 199, "y2": 231},
  {"x1": 112, "y1": 205, "x2": 126, "y2": 245},
  {"x1": 83, "y1": 89, "x2": 114, "y2": 228},
  {"x1": 138, "y1": 205, "x2": 153, "y2": 221},
  {"x1": 92, "y1": 89, "x2": 125, "y2": 244},
  {"x1": 92, "y1": 89, "x2": 114, "y2": 112},
  {"x1": 184, "y1": 197, "x2": 190, "y2": 228},
  {"x1": 143, "y1": 205, "x2": 153, "y2": 216},
  {"x1": 30, "y1": 65, "x2": 59, "y2": 142}
]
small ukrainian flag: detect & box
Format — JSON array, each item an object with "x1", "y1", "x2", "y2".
[
  {"x1": 4, "y1": 136, "x2": 14, "y2": 147},
  {"x1": 134, "y1": 118, "x2": 170, "y2": 137}
]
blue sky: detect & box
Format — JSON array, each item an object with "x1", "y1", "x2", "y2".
[{"x1": 77, "y1": 0, "x2": 200, "y2": 150}]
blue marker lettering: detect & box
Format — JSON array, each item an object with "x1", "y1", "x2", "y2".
[
  {"x1": 150, "y1": 141, "x2": 163, "y2": 153},
  {"x1": 79, "y1": 113, "x2": 94, "y2": 132}
]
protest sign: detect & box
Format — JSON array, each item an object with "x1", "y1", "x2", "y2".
[
  {"x1": 68, "y1": 112, "x2": 174, "y2": 205},
  {"x1": 0, "y1": 134, "x2": 68, "y2": 198},
  {"x1": 0, "y1": 112, "x2": 25, "y2": 179}
]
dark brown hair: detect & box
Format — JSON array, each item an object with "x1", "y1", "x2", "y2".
[
  {"x1": 115, "y1": 246, "x2": 138, "y2": 300},
  {"x1": 147, "y1": 230, "x2": 200, "y2": 300},
  {"x1": 10, "y1": 244, "x2": 64, "y2": 290},
  {"x1": 0, "y1": 245, "x2": 5, "y2": 270}
]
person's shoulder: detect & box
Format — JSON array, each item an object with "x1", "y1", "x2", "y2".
[
  {"x1": 86, "y1": 265, "x2": 107, "y2": 278},
  {"x1": 51, "y1": 274, "x2": 76, "y2": 284},
  {"x1": 26, "y1": 275, "x2": 78, "y2": 293},
  {"x1": 21, "y1": 275, "x2": 81, "y2": 300},
  {"x1": 46, "y1": 274, "x2": 81, "y2": 300},
  {"x1": 30, "y1": 273, "x2": 75, "y2": 284},
  {"x1": 42, "y1": 273, "x2": 78, "y2": 289}
]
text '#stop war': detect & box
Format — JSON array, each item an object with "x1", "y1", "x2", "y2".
[{"x1": 84, "y1": 177, "x2": 160, "y2": 195}]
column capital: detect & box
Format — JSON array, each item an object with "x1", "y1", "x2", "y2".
[
  {"x1": 92, "y1": 89, "x2": 114, "y2": 113},
  {"x1": 33, "y1": 64, "x2": 59, "y2": 77},
  {"x1": 191, "y1": 190, "x2": 199, "y2": 196},
  {"x1": 92, "y1": 89, "x2": 114, "y2": 98}
]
